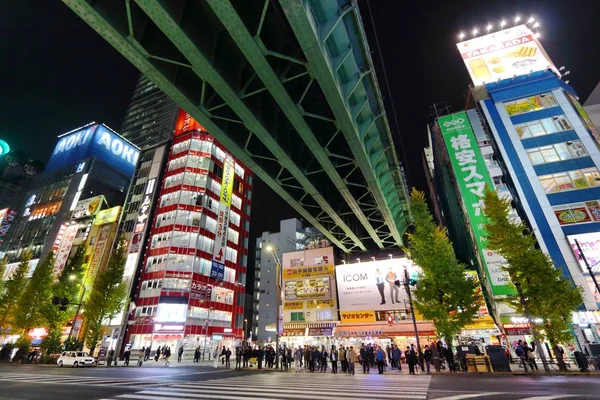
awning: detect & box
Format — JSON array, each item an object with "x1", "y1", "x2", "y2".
[{"x1": 336, "y1": 322, "x2": 436, "y2": 338}]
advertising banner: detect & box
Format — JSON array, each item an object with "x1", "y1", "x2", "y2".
[
  {"x1": 87, "y1": 224, "x2": 111, "y2": 283},
  {"x1": 307, "y1": 327, "x2": 332, "y2": 336},
  {"x1": 210, "y1": 153, "x2": 235, "y2": 281},
  {"x1": 174, "y1": 109, "x2": 205, "y2": 136},
  {"x1": 71, "y1": 195, "x2": 104, "y2": 220},
  {"x1": 466, "y1": 271, "x2": 491, "y2": 318},
  {"x1": 340, "y1": 310, "x2": 376, "y2": 323},
  {"x1": 566, "y1": 93, "x2": 600, "y2": 149},
  {"x1": 335, "y1": 258, "x2": 418, "y2": 312},
  {"x1": 283, "y1": 264, "x2": 334, "y2": 279},
  {"x1": 0, "y1": 208, "x2": 16, "y2": 247},
  {"x1": 54, "y1": 225, "x2": 79, "y2": 275},
  {"x1": 567, "y1": 232, "x2": 600, "y2": 273},
  {"x1": 282, "y1": 329, "x2": 305, "y2": 337},
  {"x1": 456, "y1": 25, "x2": 555, "y2": 86},
  {"x1": 554, "y1": 208, "x2": 592, "y2": 225},
  {"x1": 438, "y1": 112, "x2": 516, "y2": 296},
  {"x1": 306, "y1": 299, "x2": 335, "y2": 308},
  {"x1": 93, "y1": 206, "x2": 121, "y2": 226},
  {"x1": 284, "y1": 277, "x2": 331, "y2": 300},
  {"x1": 190, "y1": 281, "x2": 213, "y2": 301},
  {"x1": 284, "y1": 301, "x2": 304, "y2": 310}
]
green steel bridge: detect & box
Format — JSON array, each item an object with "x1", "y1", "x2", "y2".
[{"x1": 63, "y1": 0, "x2": 410, "y2": 253}]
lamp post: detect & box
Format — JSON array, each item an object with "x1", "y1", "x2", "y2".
[
  {"x1": 266, "y1": 245, "x2": 282, "y2": 368},
  {"x1": 402, "y1": 268, "x2": 421, "y2": 355},
  {"x1": 243, "y1": 319, "x2": 248, "y2": 344},
  {"x1": 202, "y1": 307, "x2": 214, "y2": 361}
]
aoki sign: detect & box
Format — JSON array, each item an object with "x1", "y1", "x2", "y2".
[{"x1": 47, "y1": 123, "x2": 140, "y2": 177}]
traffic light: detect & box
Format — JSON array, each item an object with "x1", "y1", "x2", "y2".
[
  {"x1": 387, "y1": 315, "x2": 394, "y2": 326},
  {"x1": 59, "y1": 298, "x2": 69, "y2": 312},
  {"x1": 52, "y1": 296, "x2": 61, "y2": 305}
]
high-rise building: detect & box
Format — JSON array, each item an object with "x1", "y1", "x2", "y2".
[
  {"x1": 427, "y1": 24, "x2": 600, "y2": 355},
  {"x1": 251, "y1": 218, "x2": 320, "y2": 341},
  {"x1": 123, "y1": 110, "x2": 252, "y2": 355}
]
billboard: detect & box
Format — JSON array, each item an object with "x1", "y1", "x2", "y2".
[
  {"x1": 456, "y1": 25, "x2": 556, "y2": 86},
  {"x1": 284, "y1": 277, "x2": 331, "y2": 300},
  {"x1": 210, "y1": 153, "x2": 235, "y2": 281},
  {"x1": 0, "y1": 208, "x2": 16, "y2": 247},
  {"x1": 54, "y1": 225, "x2": 78, "y2": 275},
  {"x1": 335, "y1": 258, "x2": 420, "y2": 313},
  {"x1": 174, "y1": 109, "x2": 205, "y2": 136},
  {"x1": 71, "y1": 195, "x2": 104, "y2": 219},
  {"x1": 46, "y1": 124, "x2": 140, "y2": 177},
  {"x1": 567, "y1": 232, "x2": 600, "y2": 273},
  {"x1": 438, "y1": 112, "x2": 516, "y2": 296},
  {"x1": 93, "y1": 206, "x2": 121, "y2": 226}
]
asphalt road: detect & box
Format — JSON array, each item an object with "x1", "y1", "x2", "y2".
[{"x1": 0, "y1": 363, "x2": 599, "y2": 400}]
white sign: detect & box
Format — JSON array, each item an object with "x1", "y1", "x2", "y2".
[
  {"x1": 456, "y1": 25, "x2": 557, "y2": 86},
  {"x1": 96, "y1": 131, "x2": 139, "y2": 166},
  {"x1": 335, "y1": 258, "x2": 420, "y2": 312},
  {"x1": 71, "y1": 195, "x2": 103, "y2": 219},
  {"x1": 53, "y1": 127, "x2": 94, "y2": 155},
  {"x1": 482, "y1": 249, "x2": 513, "y2": 286},
  {"x1": 54, "y1": 225, "x2": 79, "y2": 275},
  {"x1": 210, "y1": 154, "x2": 235, "y2": 281}
]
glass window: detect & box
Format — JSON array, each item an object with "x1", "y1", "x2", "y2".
[
  {"x1": 515, "y1": 115, "x2": 572, "y2": 140},
  {"x1": 291, "y1": 312, "x2": 305, "y2": 321},
  {"x1": 539, "y1": 168, "x2": 600, "y2": 193},
  {"x1": 539, "y1": 147, "x2": 560, "y2": 163},
  {"x1": 526, "y1": 140, "x2": 588, "y2": 165},
  {"x1": 504, "y1": 93, "x2": 558, "y2": 116}
]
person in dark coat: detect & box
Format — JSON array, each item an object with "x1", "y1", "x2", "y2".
[{"x1": 406, "y1": 345, "x2": 417, "y2": 375}]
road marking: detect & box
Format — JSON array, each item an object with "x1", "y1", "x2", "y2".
[
  {"x1": 519, "y1": 396, "x2": 579, "y2": 400},
  {"x1": 431, "y1": 394, "x2": 503, "y2": 400}
]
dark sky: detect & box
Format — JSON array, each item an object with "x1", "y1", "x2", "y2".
[{"x1": 1, "y1": 0, "x2": 599, "y2": 240}]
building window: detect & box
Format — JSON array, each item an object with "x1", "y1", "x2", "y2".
[
  {"x1": 291, "y1": 312, "x2": 305, "y2": 321},
  {"x1": 504, "y1": 93, "x2": 558, "y2": 116},
  {"x1": 316, "y1": 310, "x2": 332, "y2": 321},
  {"x1": 515, "y1": 115, "x2": 573, "y2": 139},
  {"x1": 527, "y1": 140, "x2": 588, "y2": 165},
  {"x1": 539, "y1": 168, "x2": 600, "y2": 194}
]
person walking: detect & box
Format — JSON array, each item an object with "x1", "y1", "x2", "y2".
[
  {"x1": 392, "y1": 345, "x2": 402, "y2": 371},
  {"x1": 194, "y1": 347, "x2": 200, "y2": 363},
  {"x1": 346, "y1": 346, "x2": 356, "y2": 375},
  {"x1": 376, "y1": 346, "x2": 386, "y2": 374},
  {"x1": 330, "y1": 345, "x2": 338, "y2": 374},
  {"x1": 124, "y1": 348, "x2": 131, "y2": 366},
  {"x1": 294, "y1": 346, "x2": 303, "y2": 372},
  {"x1": 406, "y1": 345, "x2": 417, "y2": 375},
  {"x1": 375, "y1": 269, "x2": 386, "y2": 305},
  {"x1": 155, "y1": 346, "x2": 161, "y2": 362},
  {"x1": 164, "y1": 346, "x2": 171, "y2": 366},
  {"x1": 282, "y1": 345, "x2": 289, "y2": 371},
  {"x1": 137, "y1": 348, "x2": 145, "y2": 367},
  {"x1": 144, "y1": 346, "x2": 151, "y2": 361},
  {"x1": 224, "y1": 348, "x2": 231, "y2": 369},
  {"x1": 360, "y1": 344, "x2": 370, "y2": 374},
  {"x1": 178, "y1": 345, "x2": 184, "y2": 363},
  {"x1": 423, "y1": 345, "x2": 433, "y2": 374},
  {"x1": 339, "y1": 345, "x2": 347, "y2": 372},
  {"x1": 320, "y1": 346, "x2": 328, "y2": 372},
  {"x1": 525, "y1": 343, "x2": 538, "y2": 371}
]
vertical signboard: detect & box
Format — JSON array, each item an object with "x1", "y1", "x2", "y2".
[
  {"x1": 438, "y1": 112, "x2": 516, "y2": 296},
  {"x1": 566, "y1": 93, "x2": 600, "y2": 149},
  {"x1": 87, "y1": 224, "x2": 111, "y2": 283},
  {"x1": 0, "y1": 208, "x2": 16, "y2": 247},
  {"x1": 54, "y1": 225, "x2": 79, "y2": 275},
  {"x1": 210, "y1": 154, "x2": 235, "y2": 281}
]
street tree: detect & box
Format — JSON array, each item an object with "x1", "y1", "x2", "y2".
[
  {"x1": 406, "y1": 189, "x2": 479, "y2": 344},
  {"x1": 0, "y1": 250, "x2": 32, "y2": 333},
  {"x1": 483, "y1": 188, "x2": 582, "y2": 371},
  {"x1": 83, "y1": 238, "x2": 128, "y2": 355}
]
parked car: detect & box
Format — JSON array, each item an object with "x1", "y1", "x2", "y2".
[{"x1": 57, "y1": 351, "x2": 95, "y2": 367}]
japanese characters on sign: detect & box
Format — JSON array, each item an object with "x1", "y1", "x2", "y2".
[
  {"x1": 340, "y1": 310, "x2": 376, "y2": 323},
  {"x1": 284, "y1": 277, "x2": 331, "y2": 300},
  {"x1": 210, "y1": 153, "x2": 235, "y2": 281},
  {"x1": 283, "y1": 264, "x2": 334, "y2": 279},
  {"x1": 438, "y1": 112, "x2": 516, "y2": 296}
]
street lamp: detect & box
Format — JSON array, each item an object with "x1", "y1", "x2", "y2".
[
  {"x1": 266, "y1": 245, "x2": 282, "y2": 368},
  {"x1": 243, "y1": 319, "x2": 248, "y2": 344}
]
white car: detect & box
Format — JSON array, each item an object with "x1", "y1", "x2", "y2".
[{"x1": 57, "y1": 351, "x2": 95, "y2": 367}]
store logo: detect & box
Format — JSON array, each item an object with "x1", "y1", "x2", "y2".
[
  {"x1": 96, "y1": 132, "x2": 140, "y2": 167},
  {"x1": 443, "y1": 118, "x2": 465, "y2": 128},
  {"x1": 342, "y1": 273, "x2": 368, "y2": 282},
  {"x1": 53, "y1": 128, "x2": 94, "y2": 155}
]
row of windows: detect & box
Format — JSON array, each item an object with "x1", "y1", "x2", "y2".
[
  {"x1": 164, "y1": 171, "x2": 208, "y2": 190},
  {"x1": 150, "y1": 227, "x2": 240, "y2": 250},
  {"x1": 290, "y1": 310, "x2": 333, "y2": 321},
  {"x1": 145, "y1": 254, "x2": 238, "y2": 282},
  {"x1": 539, "y1": 167, "x2": 600, "y2": 194},
  {"x1": 527, "y1": 140, "x2": 588, "y2": 165},
  {"x1": 515, "y1": 115, "x2": 573, "y2": 140},
  {"x1": 168, "y1": 154, "x2": 210, "y2": 172}
]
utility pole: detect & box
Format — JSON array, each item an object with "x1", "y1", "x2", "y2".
[
  {"x1": 403, "y1": 268, "x2": 422, "y2": 355},
  {"x1": 514, "y1": 281, "x2": 550, "y2": 373}
]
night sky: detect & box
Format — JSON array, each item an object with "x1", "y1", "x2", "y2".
[{"x1": 1, "y1": 0, "x2": 599, "y2": 241}]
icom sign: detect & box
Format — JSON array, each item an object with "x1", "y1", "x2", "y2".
[{"x1": 47, "y1": 124, "x2": 140, "y2": 177}]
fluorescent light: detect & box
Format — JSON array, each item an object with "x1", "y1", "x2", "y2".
[
  {"x1": 500, "y1": 20, "x2": 506, "y2": 27},
  {"x1": 472, "y1": 28, "x2": 478, "y2": 36}
]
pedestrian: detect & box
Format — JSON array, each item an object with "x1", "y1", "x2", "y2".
[
  {"x1": 178, "y1": 345, "x2": 184, "y2": 363},
  {"x1": 431, "y1": 341, "x2": 440, "y2": 372},
  {"x1": 294, "y1": 346, "x2": 303, "y2": 372},
  {"x1": 339, "y1": 345, "x2": 347, "y2": 372},
  {"x1": 282, "y1": 345, "x2": 288, "y2": 371},
  {"x1": 155, "y1": 346, "x2": 161, "y2": 362},
  {"x1": 330, "y1": 345, "x2": 338, "y2": 374},
  {"x1": 144, "y1": 346, "x2": 151, "y2": 361},
  {"x1": 392, "y1": 345, "x2": 402, "y2": 371},
  {"x1": 286, "y1": 346, "x2": 292, "y2": 371},
  {"x1": 124, "y1": 348, "x2": 131, "y2": 366},
  {"x1": 376, "y1": 346, "x2": 386, "y2": 374},
  {"x1": 525, "y1": 343, "x2": 538, "y2": 371},
  {"x1": 360, "y1": 344, "x2": 370, "y2": 374},
  {"x1": 137, "y1": 348, "x2": 144, "y2": 367},
  {"x1": 243, "y1": 346, "x2": 249, "y2": 368},
  {"x1": 346, "y1": 346, "x2": 356, "y2": 375},
  {"x1": 423, "y1": 345, "x2": 432, "y2": 374},
  {"x1": 107, "y1": 349, "x2": 114, "y2": 367},
  {"x1": 320, "y1": 346, "x2": 328, "y2": 372},
  {"x1": 194, "y1": 347, "x2": 200, "y2": 363},
  {"x1": 220, "y1": 346, "x2": 226, "y2": 366},
  {"x1": 406, "y1": 346, "x2": 417, "y2": 375},
  {"x1": 164, "y1": 346, "x2": 171, "y2": 366},
  {"x1": 225, "y1": 348, "x2": 231, "y2": 369},
  {"x1": 257, "y1": 346, "x2": 264, "y2": 369},
  {"x1": 235, "y1": 347, "x2": 242, "y2": 369}
]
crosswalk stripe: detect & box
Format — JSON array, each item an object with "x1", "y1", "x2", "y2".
[
  {"x1": 170, "y1": 383, "x2": 428, "y2": 393},
  {"x1": 120, "y1": 388, "x2": 427, "y2": 400},
  {"x1": 518, "y1": 396, "x2": 579, "y2": 400},
  {"x1": 431, "y1": 394, "x2": 503, "y2": 400},
  {"x1": 160, "y1": 385, "x2": 427, "y2": 398}
]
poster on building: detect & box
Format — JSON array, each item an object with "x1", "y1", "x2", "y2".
[
  {"x1": 566, "y1": 93, "x2": 600, "y2": 149},
  {"x1": 93, "y1": 206, "x2": 121, "y2": 226},
  {"x1": 456, "y1": 25, "x2": 556, "y2": 86},
  {"x1": 466, "y1": 270, "x2": 491, "y2": 318},
  {"x1": 335, "y1": 258, "x2": 419, "y2": 312},
  {"x1": 283, "y1": 264, "x2": 334, "y2": 279},
  {"x1": 54, "y1": 225, "x2": 79, "y2": 275},
  {"x1": 0, "y1": 208, "x2": 16, "y2": 247},
  {"x1": 190, "y1": 281, "x2": 213, "y2": 301},
  {"x1": 71, "y1": 195, "x2": 104, "y2": 219},
  {"x1": 567, "y1": 232, "x2": 600, "y2": 273},
  {"x1": 284, "y1": 277, "x2": 331, "y2": 300},
  {"x1": 210, "y1": 154, "x2": 235, "y2": 281},
  {"x1": 438, "y1": 112, "x2": 516, "y2": 297},
  {"x1": 87, "y1": 224, "x2": 111, "y2": 282}
]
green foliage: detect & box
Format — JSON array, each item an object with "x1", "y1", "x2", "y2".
[
  {"x1": 483, "y1": 188, "x2": 582, "y2": 345},
  {"x1": 13, "y1": 335, "x2": 31, "y2": 363},
  {"x1": 84, "y1": 238, "x2": 127, "y2": 354},
  {"x1": 0, "y1": 256, "x2": 7, "y2": 294},
  {"x1": 62, "y1": 337, "x2": 83, "y2": 351},
  {"x1": 0, "y1": 250, "x2": 32, "y2": 333},
  {"x1": 406, "y1": 189, "x2": 479, "y2": 342},
  {"x1": 41, "y1": 328, "x2": 62, "y2": 355},
  {"x1": 14, "y1": 251, "x2": 56, "y2": 333}
]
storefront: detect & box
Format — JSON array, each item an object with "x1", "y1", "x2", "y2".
[
  {"x1": 335, "y1": 322, "x2": 437, "y2": 350},
  {"x1": 459, "y1": 316, "x2": 501, "y2": 352},
  {"x1": 279, "y1": 323, "x2": 337, "y2": 349}
]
